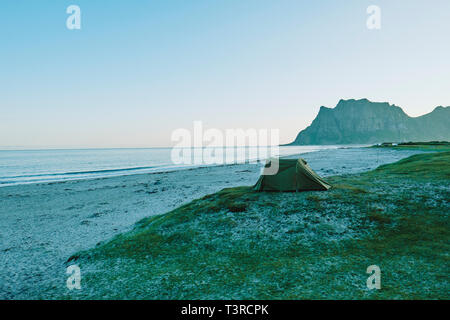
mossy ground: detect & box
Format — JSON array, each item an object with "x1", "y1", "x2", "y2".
[{"x1": 60, "y1": 152, "x2": 449, "y2": 299}]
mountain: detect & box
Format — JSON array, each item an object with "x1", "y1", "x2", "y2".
[{"x1": 288, "y1": 99, "x2": 450, "y2": 145}]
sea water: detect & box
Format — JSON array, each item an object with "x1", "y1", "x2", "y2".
[{"x1": 0, "y1": 146, "x2": 342, "y2": 186}]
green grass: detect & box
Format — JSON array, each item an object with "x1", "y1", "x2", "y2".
[
  {"x1": 372, "y1": 141, "x2": 450, "y2": 152},
  {"x1": 371, "y1": 151, "x2": 450, "y2": 180},
  {"x1": 57, "y1": 152, "x2": 449, "y2": 300}
]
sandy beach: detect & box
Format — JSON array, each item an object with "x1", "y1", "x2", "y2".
[{"x1": 0, "y1": 147, "x2": 426, "y2": 299}]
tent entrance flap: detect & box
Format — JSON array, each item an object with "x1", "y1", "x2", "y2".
[{"x1": 253, "y1": 158, "x2": 331, "y2": 192}]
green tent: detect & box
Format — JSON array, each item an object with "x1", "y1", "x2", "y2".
[{"x1": 253, "y1": 158, "x2": 331, "y2": 192}]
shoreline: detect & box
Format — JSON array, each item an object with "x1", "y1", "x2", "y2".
[
  {"x1": 0, "y1": 145, "x2": 362, "y2": 188},
  {"x1": 0, "y1": 147, "x2": 427, "y2": 299}
]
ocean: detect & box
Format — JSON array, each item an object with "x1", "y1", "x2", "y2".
[{"x1": 0, "y1": 146, "x2": 340, "y2": 186}]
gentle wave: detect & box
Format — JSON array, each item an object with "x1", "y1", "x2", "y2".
[
  {"x1": 0, "y1": 165, "x2": 159, "y2": 180},
  {"x1": 0, "y1": 145, "x2": 344, "y2": 186}
]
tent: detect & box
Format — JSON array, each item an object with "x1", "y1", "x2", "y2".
[{"x1": 253, "y1": 158, "x2": 331, "y2": 192}]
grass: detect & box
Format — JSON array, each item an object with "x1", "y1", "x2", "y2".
[
  {"x1": 371, "y1": 152, "x2": 450, "y2": 180},
  {"x1": 57, "y1": 151, "x2": 449, "y2": 300},
  {"x1": 372, "y1": 141, "x2": 450, "y2": 152}
]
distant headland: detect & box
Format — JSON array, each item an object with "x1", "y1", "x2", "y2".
[{"x1": 286, "y1": 99, "x2": 450, "y2": 145}]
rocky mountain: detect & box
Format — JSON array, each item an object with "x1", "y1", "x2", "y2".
[{"x1": 288, "y1": 99, "x2": 450, "y2": 145}]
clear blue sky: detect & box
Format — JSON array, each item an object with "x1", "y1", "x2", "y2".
[{"x1": 1, "y1": 0, "x2": 449, "y2": 148}]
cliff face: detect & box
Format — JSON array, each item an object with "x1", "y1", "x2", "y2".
[{"x1": 289, "y1": 99, "x2": 450, "y2": 145}]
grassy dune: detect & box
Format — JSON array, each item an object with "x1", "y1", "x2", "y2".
[{"x1": 62, "y1": 151, "x2": 450, "y2": 299}]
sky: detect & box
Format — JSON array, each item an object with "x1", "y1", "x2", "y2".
[{"x1": 1, "y1": 0, "x2": 449, "y2": 148}]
